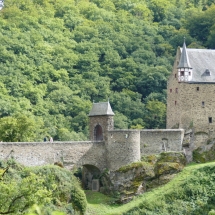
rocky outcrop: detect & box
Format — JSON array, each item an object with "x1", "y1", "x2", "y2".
[
  {"x1": 193, "y1": 138, "x2": 215, "y2": 163},
  {"x1": 100, "y1": 152, "x2": 186, "y2": 203}
]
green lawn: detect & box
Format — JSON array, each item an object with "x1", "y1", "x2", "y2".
[{"x1": 85, "y1": 162, "x2": 215, "y2": 215}]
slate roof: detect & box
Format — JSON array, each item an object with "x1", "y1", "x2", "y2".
[
  {"x1": 180, "y1": 47, "x2": 215, "y2": 83},
  {"x1": 88, "y1": 101, "x2": 114, "y2": 116}
]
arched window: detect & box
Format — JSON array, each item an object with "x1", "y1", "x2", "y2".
[{"x1": 94, "y1": 124, "x2": 103, "y2": 141}]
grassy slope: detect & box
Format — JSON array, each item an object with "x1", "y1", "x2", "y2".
[{"x1": 85, "y1": 162, "x2": 215, "y2": 215}]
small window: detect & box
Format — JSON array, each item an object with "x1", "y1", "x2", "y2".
[
  {"x1": 205, "y1": 69, "x2": 211, "y2": 76},
  {"x1": 170, "y1": 89, "x2": 172, "y2": 93},
  {"x1": 197, "y1": 87, "x2": 199, "y2": 91},
  {"x1": 176, "y1": 88, "x2": 178, "y2": 93},
  {"x1": 189, "y1": 72, "x2": 191, "y2": 76},
  {"x1": 202, "y1": 101, "x2": 205, "y2": 106},
  {"x1": 180, "y1": 71, "x2": 184, "y2": 76},
  {"x1": 175, "y1": 101, "x2": 177, "y2": 105},
  {"x1": 175, "y1": 74, "x2": 177, "y2": 78},
  {"x1": 209, "y1": 117, "x2": 212, "y2": 123}
]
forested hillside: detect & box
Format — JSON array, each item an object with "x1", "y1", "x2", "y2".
[{"x1": 0, "y1": 0, "x2": 215, "y2": 141}]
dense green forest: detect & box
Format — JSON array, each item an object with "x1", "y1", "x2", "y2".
[{"x1": 1, "y1": 0, "x2": 215, "y2": 141}]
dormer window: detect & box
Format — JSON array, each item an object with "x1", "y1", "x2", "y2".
[{"x1": 205, "y1": 69, "x2": 211, "y2": 76}]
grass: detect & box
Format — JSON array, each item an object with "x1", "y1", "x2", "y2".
[
  {"x1": 85, "y1": 191, "x2": 118, "y2": 215},
  {"x1": 85, "y1": 162, "x2": 215, "y2": 215}
]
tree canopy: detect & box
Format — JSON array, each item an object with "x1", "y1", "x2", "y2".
[{"x1": 0, "y1": 0, "x2": 215, "y2": 141}]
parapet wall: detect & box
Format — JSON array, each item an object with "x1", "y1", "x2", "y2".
[
  {"x1": 0, "y1": 141, "x2": 107, "y2": 170},
  {"x1": 0, "y1": 129, "x2": 185, "y2": 172},
  {"x1": 107, "y1": 130, "x2": 140, "y2": 171},
  {"x1": 140, "y1": 129, "x2": 184, "y2": 156}
]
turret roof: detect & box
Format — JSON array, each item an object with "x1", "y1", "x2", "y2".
[
  {"x1": 88, "y1": 101, "x2": 114, "y2": 116},
  {"x1": 177, "y1": 41, "x2": 192, "y2": 69}
]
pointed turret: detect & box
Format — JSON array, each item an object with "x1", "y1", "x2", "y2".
[
  {"x1": 88, "y1": 101, "x2": 114, "y2": 116},
  {"x1": 177, "y1": 39, "x2": 193, "y2": 82}
]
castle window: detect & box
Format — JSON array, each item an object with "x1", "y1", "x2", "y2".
[
  {"x1": 94, "y1": 124, "x2": 103, "y2": 141},
  {"x1": 189, "y1": 72, "x2": 191, "y2": 76},
  {"x1": 205, "y1": 69, "x2": 211, "y2": 76},
  {"x1": 176, "y1": 88, "x2": 178, "y2": 93},
  {"x1": 197, "y1": 87, "x2": 199, "y2": 91},
  {"x1": 170, "y1": 89, "x2": 172, "y2": 93},
  {"x1": 209, "y1": 117, "x2": 212, "y2": 123},
  {"x1": 202, "y1": 101, "x2": 205, "y2": 107},
  {"x1": 180, "y1": 71, "x2": 184, "y2": 76},
  {"x1": 175, "y1": 101, "x2": 177, "y2": 105}
]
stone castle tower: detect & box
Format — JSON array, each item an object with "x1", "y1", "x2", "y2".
[
  {"x1": 167, "y1": 41, "x2": 215, "y2": 134},
  {"x1": 88, "y1": 101, "x2": 114, "y2": 142}
]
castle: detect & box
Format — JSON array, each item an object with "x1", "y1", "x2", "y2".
[
  {"x1": 167, "y1": 41, "x2": 215, "y2": 151},
  {"x1": 0, "y1": 41, "x2": 213, "y2": 189}
]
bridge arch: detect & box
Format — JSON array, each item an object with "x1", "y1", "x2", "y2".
[
  {"x1": 94, "y1": 124, "x2": 103, "y2": 141},
  {"x1": 82, "y1": 164, "x2": 101, "y2": 190}
]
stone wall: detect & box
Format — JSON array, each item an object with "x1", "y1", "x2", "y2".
[
  {"x1": 167, "y1": 47, "x2": 182, "y2": 129},
  {"x1": 140, "y1": 129, "x2": 184, "y2": 156},
  {"x1": 89, "y1": 116, "x2": 114, "y2": 141},
  {"x1": 0, "y1": 141, "x2": 107, "y2": 170},
  {"x1": 0, "y1": 129, "x2": 185, "y2": 172},
  {"x1": 107, "y1": 130, "x2": 140, "y2": 171}
]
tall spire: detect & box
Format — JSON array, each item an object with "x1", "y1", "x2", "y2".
[{"x1": 177, "y1": 39, "x2": 192, "y2": 69}]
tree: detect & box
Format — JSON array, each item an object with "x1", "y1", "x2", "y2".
[
  {"x1": 144, "y1": 100, "x2": 166, "y2": 129},
  {"x1": 0, "y1": 172, "x2": 51, "y2": 214},
  {"x1": 0, "y1": 114, "x2": 43, "y2": 142}
]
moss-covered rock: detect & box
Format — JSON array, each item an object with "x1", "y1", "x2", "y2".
[
  {"x1": 141, "y1": 154, "x2": 158, "y2": 164},
  {"x1": 157, "y1": 152, "x2": 186, "y2": 165},
  {"x1": 100, "y1": 152, "x2": 186, "y2": 203},
  {"x1": 155, "y1": 162, "x2": 183, "y2": 176},
  {"x1": 193, "y1": 144, "x2": 215, "y2": 163}
]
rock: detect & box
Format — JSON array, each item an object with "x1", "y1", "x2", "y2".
[
  {"x1": 100, "y1": 152, "x2": 186, "y2": 203},
  {"x1": 193, "y1": 143, "x2": 215, "y2": 163}
]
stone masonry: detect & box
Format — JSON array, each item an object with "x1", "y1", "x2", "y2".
[{"x1": 0, "y1": 101, "x2": 185, "y2": 192}]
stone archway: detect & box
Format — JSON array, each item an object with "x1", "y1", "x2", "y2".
[
  {"x1": 94, "y1": 124, "x2": 103, "y2": 141},
  {"x1": 82, "y1": 165, "x2": 101, "y2": 191}
]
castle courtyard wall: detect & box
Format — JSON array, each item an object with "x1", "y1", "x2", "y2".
[
  {"x1": 140, "y1": 129, "x2": 184, "y2": 156},
  {"x1": 0, "y1": 130, "x2": 185, "y2": 172},
  {"x1": 0, "y1": 141, "x2": 107, "y2": 170}
]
